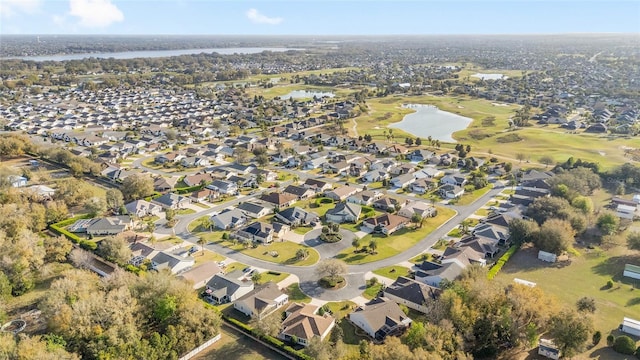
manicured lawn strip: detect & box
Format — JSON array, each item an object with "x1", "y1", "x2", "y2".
[
  {"x1": 285, "y1": 283, "x2": 311, "y2": 303},
  {"x1": 193, "y1": 250, "x2": 226, "y2": 265},
  {"x1": 473, "y1": 208, "x2": 491, "y2": 217},
  {"x1": 362, "y1": 283, "x2": 383, "y2": 300},
  {"x1": 454, "y1": 186, "x2": 492, "y2": 206},
  {"x1": 210, "y1": 239, "x2": 320, "y2": 266},
  {"x1": 372, "y1": 265, "x2": 410, "y2": 281},
  {"x1": 256, "y1": 271, "x2": 289, "y2": 285},
  {"x1": 409, "y1": 253, "x2": 433, "y2": 264},
  {"x1": 176, "y1": 208, "x2": 196, "y2": 215},
  {"x1": 325, "y1": 301, "x2": 357, "y2": 320},
  {"x1": 293, "y1": 226, "x2": 314, "y2": 235},
  {"x1": 336, "y1": 207, "x2": 456, "y2": 264},
  {"x1": 224, "y1": 262, "x2": 247, "y2": 274},
  {"x1": 292, "y1": 198, "x2": 335, "y2": 218},
  {"x1": 447, "y1": 228, "x2": 463, "y2": 238}
]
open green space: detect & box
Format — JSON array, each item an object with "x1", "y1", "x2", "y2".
[
  {"x1": 193, "y1": 326, "x2": 287, "y2": 360},
  {"x1": 292, "y1": 197, "x2": 336, "y2": 218},
  {"x1": 363, "y1": 282, "x2": 384, "y2": 300},
  {"x1": 176, "y1": 208, "x2": 196, "y2": 215},
  {"x1": 293, "y1": 226, "x2": 314, "y2": 235},
  {"x1": 352, "y1": 94, "x2": 636, "y2": 170},
  {"x1": 473, "y1": 207, "x2": 491, "y2": 217},
  {"x1": 255, "y1": 271, "x2": 289, "y2": 285},
  {"x1": 192, "y1": 250, "x2": 225, "y2": 265},
  {"x1": 336, "y1": 207, "x2": 456, "y2": 264},
  {"x1": 496, "y1": 244, "x2": 640, "y2": 357},
  {"x1": 5, "y1": 262, "x2": 74, "y2": 315},
  {"x1": 454, "y1": 185, "x2": 492, "y2": 206},
  {"x1": 211, "y1": 238, "x2": 320, "y2": 266},
  {"x1": 223, "y1": 262, "x2": 247, "y2": 274},
  {"x1": 245, "y1": 83, "x2": 355, "y2": 99},
  {"x1": 372, "y1": 265, "x2": 411, "y2": 280},
  {"x1": 409, "y1": 253, "x2": 433, "y2": 264},
  {"x1": 285, "y1": 283, "x2": 311, "y2": 303}
]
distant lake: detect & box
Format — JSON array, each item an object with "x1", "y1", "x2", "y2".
[
  {"x1": 281, "y1": 90, "x2": 335, "y2": 99},
  {"x1": 4, "y1": 47, "x2": 301, "y2": 62},
  {"x1": 472, "y1": 73, "x2": 507, "y2": 80},
  {"x1": 388, "y1": 104, "x2": 472, "y2": 143}
]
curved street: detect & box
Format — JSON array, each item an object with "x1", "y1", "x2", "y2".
[{"x1": 170, "y1": 181, "x2": 505, "y2": 301}]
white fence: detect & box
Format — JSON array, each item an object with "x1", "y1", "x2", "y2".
[{"x1": 179, "y1": 333, "x2": 222, "y2": 360}]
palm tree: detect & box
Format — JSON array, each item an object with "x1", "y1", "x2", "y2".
[
  {"x1": 352, "y1": 238, "x2": 361, "y2": 252},
  {"x1": 197, "y1": 236, "x2": 206, "y2": 256},
  {"x1": 369, "y1": 240, "x2": 378, "y2": 254}
]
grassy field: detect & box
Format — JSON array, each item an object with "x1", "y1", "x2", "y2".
[
  {"x1": 325, "y1": 301, "x2": 358, "y2": 320},
  {"x1": 336, "y1": 207, "x2": 456, "y2": 264},
  {"x1": 352, "y1": 94, "x2": 637, "y2": 170},
  {"x1": 192, "y1": 250, "x2": 225, "y2": 265},
  {"x1": 285, "y1": 283, "x2": 311, "y2": 303},
  {"x1": 496, "y1": 244, "x2": 640, "y2": 359},
  {"x1": 454, "y1": 185, "x2": 493, "y2": 206},
  {"x1": 194, "y1": 326, "x2": 287, "y2": 360},
  {"x1": 363, "y1": 283, "x2": 384, "y2": 299},
  {"x1": 372, "y1": 265, "x2": 411, "y2": 280},
  {"x1": 223, "y1": 262, "x2": 248, "y2": 274},
  {"x1": 244, "y1": 83, "x2": 355, "y2": 99},
  {"x1": 255, "y1": 270, "x2": 289, "y2": 285},
  {"x1": 210, "y1": 239, "x2": 320, "y2": 266}
]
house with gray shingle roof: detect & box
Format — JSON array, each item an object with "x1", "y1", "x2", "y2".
[
  {"x1": 233, "y1": 282, "x2": 289, "y2": 319},
  {"x1": 204, "y1": 271, "x2": 254, "y2": 304},
  {"x1": 348, "y1": 297, "x2": 412, "y2": 340},
  {"x1": 383, "y1": 276, "x2": 441, "y2": 314}
]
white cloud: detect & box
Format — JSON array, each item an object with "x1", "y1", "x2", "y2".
[
  {"x1": 69, "y1": 0, "x2": 124, "y2": 28},
  {"x1": 0, "y1": 0, "x2": 41, "y2": 18},
  {"x1": 246, "y1": 8, "x2": 283, "y2": 25}
]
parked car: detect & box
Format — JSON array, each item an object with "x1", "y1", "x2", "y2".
[{"x1": 242, "y1": 267, "x2": 252, "y2": 273}]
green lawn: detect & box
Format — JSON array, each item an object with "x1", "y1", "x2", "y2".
[
  {"x1": 454, "y1": 185, "x2": 492, "y2": 206},
  {"x1": 372, "y1": 265, "x2": 411, "y2": 281},
  {"x1": 363, "y1": 283, "x2": 383, "y2": 300},
  {"x1": 447, "y1": 228, "x2": 463, "y2": 238},
  {"x1": 473, "y1": 208, "x2": 491, "y2": 217},
  {"x1": 285, "y1": 283, "x2": 311, "y2": 303},
  {"x1": 255, "y1": 270, "x2": 289, "y2": 285},
  {"x1": 409, "y1": 253, "x2": 431, "y2": 264},
  {"x1": 224, "y1": 262, "x2": 248, "y2": 274},
  {"x1": 192, "y1": 250, "x2": 225, "y2": 265},
  {"x1": 193, "y1": 326, "x2": 287, "y2": 360},
  {"x1": 325, "y1": 301, "x2": 357, "y2": 320},
  {"x1": 496, "y1": 244, "x2": 640, "y2": 358},
  {"x1": 292, "y1": 198, "x2": 335, "y2": 218},
  {"x1": 5, "y1": 262, "x2": 74, "y2": 315},
  {"x1": 336, "y1": 207, "x2": 456, "y2": 264},
  {"x1": 293, "y1": 226, "x2": 314, "y2": 235},
  {"x1": 176, "y1": 208, "x2": 196, "y2": 215}
]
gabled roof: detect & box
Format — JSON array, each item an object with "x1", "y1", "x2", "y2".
[
  {"x1": 350, "y1": 297, "x2": 411, "y2": 333},
  {"x1": 363, "y1": 213, "x2": 407, "y2": 229},
  {"x1": 260, "y1": 192, "x2": 297, "y2": 206},
  {"x1": 384, "y1": 276, "x2": 441, "y2": 308},
  {"x1": 326, "y1": 202, "x2": 362, "y2": 219},
  {"x1": 153, "y1": 193, "x2": 188, "y2": 207},
  {"x1": 283, "y1": 185, "x2": 314, "y2": 197},
  {"x1": 235, "y1": 282, "x2": 287, "y2": 316},
  {"x1": 206, "y1": 271, "x2": 253, "y2": 297},
  {"x1": 281, "y1": 302, "x2": 335, "y2": 341},
  {"x1": 237, "y1": 202, "x2": 269, "y2": 216},
  {"x1": 276, "y1": 207, "x2": 318, "y2": 224}
]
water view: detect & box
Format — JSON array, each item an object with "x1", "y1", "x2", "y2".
[
  {"x1": 5, "y1": 47, "x2": 301, "y2": 62},
  {"x1": 472, "y1": 73, "x2": 506, "y2": 80},
  {"x1": 281, "y1": 90, "x2": 335, "y2": 99},
  {"x1": 388, "y1": 104, "x2": 472, "y2": 142}
]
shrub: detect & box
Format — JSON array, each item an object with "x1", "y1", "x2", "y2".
[
  {"x1": 79, "y1": 240, "x2": 97, "y2": 251},
  {"x1": 606, "y1": 280, "x2": 614, "y2": 289},
  {"x1": 592, "y1": 331, "x2": 602, "y2": 346},
  {"x1": 607, "y1": 334, "x2": 615, "y2": 346},
  {"x1": 576, "y1": 297, "x2": 597, "y2": 313},
  {"x1": 487, "y1": 245, "x2": 519, "y2": 279},
  {"x1": 636, "y1": 346, "x2": 640, "y2": 359},
  {"x1": 613, "y1": 335, "x2": 636, "y2": 355}
]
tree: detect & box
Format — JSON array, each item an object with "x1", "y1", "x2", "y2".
[
  {"x1": 121, "y1": 174, "x2": 154, "y2": 201},
  {"x1": 533, "y1": 219, "x2": 575, "y2": 255},
  {"x1": 54, "y1": 178, "x2": 92, "y2": 207},
  {"x1": 508, "y1": 218, "x2": 539, "y2": 244},
  {"x1": 627, "y1": 232, "x2": 640, "y2": 251},
  {"x1": 613, "y1": 335, "x2": 637, "y2": 355},
  {"x1": 576, "y1": 297, "x2": 596, "y2": 313},
  {"x1": 296, "y1": 248, "x2": 309, "y2": 260},
  {"x1": 352, "y1": 237, "x2": 361, "y2": 252},
  {"x1": 84, "y1": 197, "x2": 107, "y2": 217},
  {"x1": 105, "y1": 189, "x2": 124, "y2": 212},
  {"x1": 165, "y1": 208, "x2": 176, "y2": 222},
  {"x1": 251, "y1": 272, "x2": 263, "y2": 284},
  {"x1": 256, "y1": 154, "x2": 269, "y2": 167},
  {"x1": 369, "y1": 240, "x2": 378, "y2": 254},
  {"x1": 199, "y1": 217, "x2": 213, "y2": 232},
  {"x1": 44, "y1": 235, "x2": 73, "y2": 263},
  {"x1": 305, "y1": 336, "x2": 333, "y2": 360},
  {"x1": 516, "y1": 153, "x2": 526, "y2": 163},
  {"x1": 415, "y1": 137, "x2": 422, "y2": 146},
  {"x1": 153, "y1": 294, "x2": 178, "y2": 323},
  {"x1": 571, "y1": 196, "x2": 594, "y2": 214},
  {"x1": 315, "y1": 259, "x2": 347, "y2": 282},
  {"x1": 233, "y1": 147, "x2": 249, "y2": 164},
  {"x1": 539, "y1": 155, "x2": 554, "y2": 167},
  {"x1": 249, "y1": 313, "x2": 282, "y2": 338},
  {"x1": 548, "y1": 310, "x2": 592, "y2": 358},
  {"x1": 197, "y1": 237, "x2": 206, "y2": 256},
  {"x1": 526, "y1": 196, "x2": 574, "y2": 225},
  {"x1": 96, "y1": 235, "x2": 132, "y2": 265},
  {"x1": 596, "y1": 211, "x2": 619, "y2": 235}
]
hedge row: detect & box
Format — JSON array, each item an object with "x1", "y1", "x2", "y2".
[
  {"x1": 49, "y1": 214, "x2": 98, "y2": 251},
  {"x1": 223, "y1": 316, "x2": 312, "y2": 360},
  {"x1": 487, "y1": 245, "x2": 519, "y2": 280},
  {"x1": 175, "y1": 184, "x2": 205, "y2": 195}
]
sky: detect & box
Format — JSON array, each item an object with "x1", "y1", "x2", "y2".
[{"x1": 0, "y1": 0, "x2": 639, "y2": 35}]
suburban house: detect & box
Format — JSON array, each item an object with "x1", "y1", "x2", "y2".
[
  {"x1": 178, "y1": 262, "x2": 223, "y2": 289},
  {"x1": 279, "y1": 302, "x2": 336, "y2": 346},
  {"x1": 150, "y1": 251, "x2": 195, "y2": 274},
  {"x1": 325, "y1": 202, "x2": 362, "y2": 224},
  {"x1": 348, "y1": 297, "x2": 412, "y2": 340},
  {"x1": 233, "y1": 282, "x2": 289, "y2": 319},
  {"x1": 211, "y1": 208, "x2": 247, "y2": 230},
  {"x1": 183, "y1": 173, "x2": 216, "y2": 187},
  {"x1": 302, "y1": 178, "x2": 332, "y2": 193},
  {"x1": 151, "y1": 193, "x2": 190, "y2": 210},
  {"x1": 207, "y1": 179, "x2": 238, "y2": 195},
  {"x1": 362, "y1": 169, "x2": 389, "y2": 183},
  {"x1": 621, "y1": 317, "x2": 640, "y2": 337},
  {"x1": 204, "y1": 271, "x2": 254, "y2": 304},
  {"x1": 361, "y1": 213, "x2": 408, "y2": 235},
  {"x1": 233, "y1": 222, "x2": 275, "y2": 244},
  {"x1": 260, "y1": 192, "x2": 298, "y2": 208},
  {"x1": 283, "y1": 185, "x2": 316, "y2": 200},
  {"x1": 154, "y1": 176, "x2": 179, "y2": 193},
  {"x1": 237, "y1": 202, "x2": 272, "y2": 218},
  {"x1": 124, "y1": 200, "x2": 163, "y2": 218},
  {"x1": 414, "y1": 167, "x2": 443, "y2": 180},
  {"x1": 25, "y1": 185, "x2": 56, "y2": 200},
  {"x1": 180, "y1": 156, "x2": 210, "y2": 168},
  {"x1": 390, "y1": 173, "x2": 416, "y2": 189},
  {"x1": 440, "y1": 174, "x2": 467, "y2": 187},
  {"x1": 415, "y1": 246, "x2": 487, "y2": 287},
  {"x1": 397, "y1": 200, "x2": 437, "y2": 219},
  {"x1": 411, "y1": 178, "x2": 436, "y2": 194},
  {"x1": 190, "y1": 188, "x2": 219, "y2": 203},
  {"x1": 80, "y1": 216, "x2": 133, "y2": 236},
  {"x1": 409, "y1": 149, "x2": 435, "y2": 162},
  {"x1": 623, "y1": 264, "x2": 640, "y2": 280},
  {"x1": 325, "y1": 185, "x2": 361, "y2": 201},
  {"x1": 347, "y1": 190, "x2": 382, "y2": 206},
  {"x1": 439, "y1": 184, "x2": 465, "y2": 199},
  {"x1": 373, "y1": 197, "x2": 400, "y2": 212},
  {"x1": 383, "y1": 276, "x2": 441, "y2": 314},
  {"x1": 275, "y1": 207, "x2": 319, "y2": 226}
]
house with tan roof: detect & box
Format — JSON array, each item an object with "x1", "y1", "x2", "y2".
[
  {"x1": 178, "y1": 262, "x2": 223, "y2": 289},
  {"x1": 260, "y1": 192, "x2": 297, "y2": 208},
  {"x1": 361, "y1": 213, "x2": 408, "y2": 235},
  {"x1": 233, "y1": 282, "x2": 289, "y2": 319},
  {"x1": 325, "y1": 185, "x2": 361, "y2": 201},
  {"x1": 348, "y1": 297, "x2": 412, "y2": 340},
  {"x1": 279, "y1": 302, "x2": 336, "y2": 346}
]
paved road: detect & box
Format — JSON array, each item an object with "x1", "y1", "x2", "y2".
[{"x1": 171, "y1": 178, "x2": 505, "y2": 301}]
